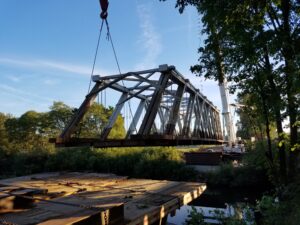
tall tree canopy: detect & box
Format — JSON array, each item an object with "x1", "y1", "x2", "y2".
[{"x1": 162, "y1": 0, "x2": 300, "y2": 181}]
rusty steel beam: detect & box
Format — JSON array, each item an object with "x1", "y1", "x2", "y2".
[{"x1": 50, "y1": 136, "x2": 223, "y2": 148}]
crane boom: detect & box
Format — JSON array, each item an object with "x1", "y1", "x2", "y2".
[{"x1": 219, "y1": 78, "x2": 236, "y2": 146}]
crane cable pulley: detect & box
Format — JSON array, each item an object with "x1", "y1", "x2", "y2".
[{"x1": 99, "y1": 0, "x2": 109, "y2": 20}]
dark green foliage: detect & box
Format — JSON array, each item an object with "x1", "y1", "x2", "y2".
[
  {"x1": 77, "y1": 103, "x2": 124, "y2": 139},
  {"x1": 256, "y1": 178, "x2": 300, "y2": 225},
  {"x1": 206, "y1": 142, "x2": 272, "y2": 188},
  {"x1": 0, "y1": 148, "x2": 12, "y2": 178},
  {"x1": 47, "y1": 101, "x2": 73, "y2": 136},
  {"x1": 11, "y1": 151, "x2": 49, "y2": 176},
  {"x1": 0, "y1": 147, "x2": 50, "y2": 178},
  {"x1": 236, "y1": 94, "x2": 277, "y2": 141},
  {"x1": 184, "y1": 207, "x2": 206, "y2": 225},
  {"x1": 0, "y1": 101, "x2": 196, "y2": 181},
  {"x1": 45, "y1": 147, "x2": 197, "y2": 181},
  {"x1": 45, "y1": 147, "x2": 95, "y2": 171},
  {"x1": 0, "y1": 113, "x2": 10, "y2": 152},
  {"x1": 0, "y1": 146, "x2": 197, "y2": 181},
  {"x1": 206, "y1": 162, "x2": 269, "y2": 189},
  {"x1": 163, "y1": 0, "x2": 300, "y2": 180}
]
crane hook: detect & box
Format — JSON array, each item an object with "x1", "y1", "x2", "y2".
[{"x1": 99, "y1": 0, "x2": 109, "y2": 20}]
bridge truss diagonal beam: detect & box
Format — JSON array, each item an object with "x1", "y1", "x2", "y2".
[{"x1": 51, "y1": 64, "x2": 224, "y2": 147}]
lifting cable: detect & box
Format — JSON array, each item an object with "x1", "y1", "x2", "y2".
[
  {"x1": 88, "y1": 20, "x2": 105, "y2": 93},
  {"x1": 87, "y1": 0, "x2": 137, "y2": 133},
  {"x1": 105, "y1": 19, "x2": 136, "y2": 132}
]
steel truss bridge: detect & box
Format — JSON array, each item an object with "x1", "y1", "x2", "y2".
[{"x1": 52, "y1": 65, "x2": 224, "y2": 147}]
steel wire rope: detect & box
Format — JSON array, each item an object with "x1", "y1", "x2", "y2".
[
  {"x1": 88, "y1": 20, "x2": 105, "y2": 93},
  {"x1": 104, "y1": 19, "x2": 137, "y2": 134},
  {"x1": 86, "y1": 20, "x2": 105, "y2": 138}
]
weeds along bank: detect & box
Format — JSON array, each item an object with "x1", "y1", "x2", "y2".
[
  {"x1": 205, "y1": 143, "x2": 273, "y2": 189},
  {"x1": 184, "y1": 141, "x2": 300, "y2": 225},
  {"x1": 2, "y1": 140, "x2": 300, "y2": 224},
  {"x1": 0, "y1": 143, "x2": 274, "y2": 194},
  {"x1": 0, "y1": 141, "x2": 274, "y2": 188},
  {"x1": 0, "y1": 147, "x2": 197, "y2": 181}
]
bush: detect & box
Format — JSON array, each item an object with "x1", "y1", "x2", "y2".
[
  {"x1": 184, "y1": 207, "x2": 206, "y2": 225},
  {"x1": 12, "y1": 151, "x2": 49, "y2": 176},
  {"x1": 0, "y1": 148, "x2": 14, "y2": 178},
  {"x1": 44, "y1": 147, "x2": 197, "y2": 181},
  {"x1": 206, "y1": 142, "x2": 272, "y2": 188},
  {"x1": 206, "y1": 162, "x2": 270, "y2": 188},
  {"x1": 184, "y1": 205, "x2": 254, "y2": 225},
  {"x1": 46, "y1": 147, "x2": 99, "y2": 171},
  {"x1": 256, "y1": 176, "x2": 300, "y2": 225}
]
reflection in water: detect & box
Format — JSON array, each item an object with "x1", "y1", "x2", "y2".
[
  {"x1": 167, "y1": 187, "x2": 262, "y2": 225},
  {"x1": 167, "y1": 205, "x2": 234, "y2": 224}
]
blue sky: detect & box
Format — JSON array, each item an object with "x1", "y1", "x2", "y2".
[{"x1": 0, "y1": 0, "x2": 224, "y2": 116}]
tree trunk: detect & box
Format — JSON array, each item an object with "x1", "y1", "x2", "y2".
[
  {"x1": 263, "y1": 46, "x2": 287, "y2": 183},
  {"x1": 280, "y1": 0, "x2": 299, "y2": 179},
  {"x1": 260, "y1": 90, "x2": 273, "y2": 163}
]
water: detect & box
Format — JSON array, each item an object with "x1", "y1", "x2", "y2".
[
  {"x1": 168, "y1": 205, "x2": 232, "y2": 224},
  {"x1": 167, "y1": 187, "x2": 263, "y2": 225}
]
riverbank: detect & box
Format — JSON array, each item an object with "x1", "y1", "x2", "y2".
[
  {"x1": 1, "y1": 145, "x2": 272, "y2": 188},
  {"x1": 1, "y1": 145, "x2": 299, "y2": 224}
]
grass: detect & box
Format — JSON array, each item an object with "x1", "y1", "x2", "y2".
[{"x1": 176, "y1": 145, "x2": 218, "y2": 153}]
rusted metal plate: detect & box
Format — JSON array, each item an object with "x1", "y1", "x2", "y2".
[
  {"x1": 0, "y1": 172, "x2": 206, "y2": 225},
  {"x1": 185, "y1": 152, "x2": 223, "y2": 165}
]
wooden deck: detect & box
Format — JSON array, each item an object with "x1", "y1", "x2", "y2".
[{"x1": 0, "y1": 172, "x2": 206, "y2": 225}]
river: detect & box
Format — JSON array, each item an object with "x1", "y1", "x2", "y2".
[{"x1": 167, "y1": 187, "x2": 265, "y2": 224}]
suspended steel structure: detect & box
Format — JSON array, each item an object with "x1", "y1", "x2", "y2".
[{"x1": 51, "y1": 64, "x2": 224, "y2": 148}]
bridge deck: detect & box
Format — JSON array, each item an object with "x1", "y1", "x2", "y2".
[
  {"x1": 51, "y1": 135, "x2": 223, "y2": 147},
  {"x1": 0, "y1": 172, "x2": 206, "y2": 225}
]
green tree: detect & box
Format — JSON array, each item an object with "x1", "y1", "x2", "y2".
[
  {"x1": 0, "y1": 113, "x2": 10, "y2": 152},
  {"x1": 72, "y1": 103, "x2": 125, "y2": 139},
  {"x1": 236, "y1": 94, "x2": 277, "y2": 141},
  {"x1": 5, "y1": 111, "x2": 52, "y2": 153},
  {"x1": 79, "y1": 103, "x2": 108, "y2": 137},
  {"x1": 162, "y1": 0, "x2": 300, "y2": 181},
  {"x1": 46, "y1": 101, "x2": 73, "y2": 137}
]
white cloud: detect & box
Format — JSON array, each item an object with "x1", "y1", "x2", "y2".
[
  {"x1": 0, "y1": 84, "x2": 53, "y2": 102},
  {"x1": 0, "y1": 57, "x2": 110, "y2": 76},
  {"x1": 0, "y1": 56, "x2": 116, "y2": 116},
  {"x1": 39, "y1": 60, "x2": 92, "y2": 75},
  {"x1": 135, "y1": 3, "x2": 162, "y2": 70},
  {"x1": 1, "y1": 90, "x2": 36, "y2": 105},
  {"x1": 43, "y1": 79, "x2": 59, "y2": 85}
]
